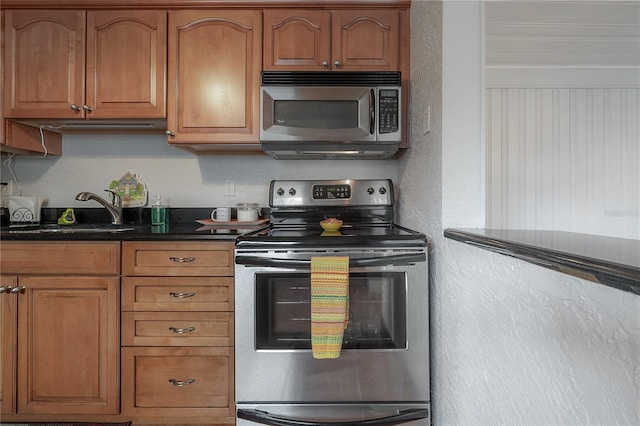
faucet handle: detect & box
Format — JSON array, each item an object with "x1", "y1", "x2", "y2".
[{"x1": 104, "y1": 189, "x2": 122, "y2": 207}]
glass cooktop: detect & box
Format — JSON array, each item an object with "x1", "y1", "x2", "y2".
[{"x1": 236, "y1": 223, "x2": 427, "y2": 249}]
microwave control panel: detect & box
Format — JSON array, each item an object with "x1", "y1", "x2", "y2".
[{"x1": 378, "y1": 89, "x2": 399, "y2": 134}]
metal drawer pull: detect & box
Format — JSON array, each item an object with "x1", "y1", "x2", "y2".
[
  {"x1": 169, "y1": 256, "x2": 196, "y2": 263},
  {"x1": 169, "y1": 326, "x2": 196, "y2": 334},
  {"x1": 169, "y1": 378, "x2": 195, "y2": 387},
  {"x1": 169, "y1": 291, "x2": 196, "y2": 298},
  {"x1": 0, "y1": 286, "x2": 9, "y2": 293}
]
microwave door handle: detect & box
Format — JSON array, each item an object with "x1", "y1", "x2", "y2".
[
  {"x1": 235, "y1": 253, "x2": 425, "y2": 269},
  {"x1": 370, "y1": 88, "x2": 376, "y2": 135},
  {"x1": 237, "y1": 408, "x2": 430, "y2": 426}
]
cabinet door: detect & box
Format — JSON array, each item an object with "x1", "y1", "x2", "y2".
[
  {"x1": 167, "y1": 10, "x2": 261, "y2": 146},
  {"x1": 0, "y1": 276, "x2": 18, "y2": 415},
  {"x1": 86, "y1": 10, "x2": 167, "y2": 119},
  {"x1": 263, "y1": 10, "x2": 331, "y2": 71},
  {"x1": 16, "y1": 276, "x2": 119, "y2": 415},
  {"x1": 3, "y1": 10, "x2": 85, "y2": 118},
  {"x1": 331, "y1": 10, "x2": 400, "y2": 71}
]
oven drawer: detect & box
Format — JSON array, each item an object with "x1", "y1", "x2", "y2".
[
  {"x1": 122, "y1": 241, "x2": 234, "y2": 276},
  {"x1": 121, "y1": 346, "x2": 234, "y2": 417},
  {"x1": 122, "y1": 311, "x2": 233, "y2": 347},
  {"x1": 122, "y1": 276, "x2": 233, "y2": 311}
]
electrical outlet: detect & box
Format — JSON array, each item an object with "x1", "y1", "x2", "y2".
[{"x1": 224, "y1": 179, "x2": 235, "y2": 196}]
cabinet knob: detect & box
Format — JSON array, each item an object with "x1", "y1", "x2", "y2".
[
  {"x1": 0, "y1": 286, "x2": 9, "y2": 294},
  {"x1": 334, "y1": 60, "x2": 342, "y2": 68},
  {"x1": 70, "y1": 104, "x2": 82, "y2": 112},
  {"x1": 166, "y1": 130, "x2": 175, "y2": 137},
  {"x1": 10, "y1": 286, "x2": 25, "y2": 294},
  {"x1": 82, "y1": 105, "x2": 93, "y2": 112},
  {"x1": 321, "y1": 61, "x2": 329, "y2": 68}
]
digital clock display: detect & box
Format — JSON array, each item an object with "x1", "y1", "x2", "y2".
[{"x1": 313, "y1": 184, "x2": 351, "y2": 199}]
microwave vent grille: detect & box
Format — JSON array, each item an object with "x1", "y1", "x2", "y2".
[{"x1": 261, "y1": 71, "x2": 401, "y2": 86}]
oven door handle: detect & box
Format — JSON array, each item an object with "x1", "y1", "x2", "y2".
[
  {"x1": 237, "y1": 408, "x2": 429, "y2": 426},
  {"x1": 235, "y1": 253, "x2": 425, "y2": 269}
]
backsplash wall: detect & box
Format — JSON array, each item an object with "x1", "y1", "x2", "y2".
[{"x1": 1, "y1": 133, "x2": 398, "y2": 210}]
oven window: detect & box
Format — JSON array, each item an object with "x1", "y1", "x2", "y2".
[
  {"x1": 255, "y1": 272, "x2": 407, "y2": 350},
  {"x1": 274, "y1": 100, "x2": 358, "y2": 129}
]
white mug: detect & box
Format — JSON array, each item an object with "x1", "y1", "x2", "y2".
[
  {"x1": 237, "y1": 203, "x2": 259, "y2": 222},
  {"x1": 211, "y1": 207, "x2": 231, "y2": 222}
]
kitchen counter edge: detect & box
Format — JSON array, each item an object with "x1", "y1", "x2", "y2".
[
  {"x1": 444, "y1": 228, "x2": 640, "y2": 296},
  {"x1": 0, "y1": 225, "x2": 243, "y2": 241}
]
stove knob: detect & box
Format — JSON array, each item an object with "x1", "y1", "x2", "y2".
[
  {"x1": 277, "y1": 187, "x2": 285, "y2": 196},
  {"x1": 379, "y1": 187, "x2": 387, "y2": 195},
  {"x1": 289, "y1": 188, "x2": 296, "y2": 196},
  {"x1": 367, "y1": 187, "x2": 375, "y2": 195}
]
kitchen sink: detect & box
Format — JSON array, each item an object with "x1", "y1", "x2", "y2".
[{"x1": 2, "y1": 224, "x2": 137, "y2": 234}]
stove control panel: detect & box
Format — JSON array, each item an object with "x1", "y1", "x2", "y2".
[{"x1": 270, "y1": 179, "x2": 393, "y2": 207}]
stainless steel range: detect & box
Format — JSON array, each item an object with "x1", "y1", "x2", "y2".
[{"x1": 234, "y1": 179, "x2": 430, "y2": 426}]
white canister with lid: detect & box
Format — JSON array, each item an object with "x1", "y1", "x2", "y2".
[{"x1": 236, "y1": 203, "x2": 259, "y2": 222}]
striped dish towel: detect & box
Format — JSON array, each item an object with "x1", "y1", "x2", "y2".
[{"x1": 311, "y1": 256, "x2": 349, "y2": 359}]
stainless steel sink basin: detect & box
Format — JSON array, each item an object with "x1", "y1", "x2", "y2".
[{"x1": 3, "y1": 224, "x2": 137, "y2": 234}]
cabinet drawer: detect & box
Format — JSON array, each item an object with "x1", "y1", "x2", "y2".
[
  {"x1": 0, "y1": 241, "x2": 120, "y2": 275},
  {"x1": 122, "y1": 312, "x2": 233, "y2": 347},
  {"x1": 121, "y1": 346, "x2": 234, "y2": 418},
  {"x1": 122, "y1": 241, "x2": 234, "y2": 276},
  {"x1": 121, "y1": 276, "x2": 233, "y2": 311}
]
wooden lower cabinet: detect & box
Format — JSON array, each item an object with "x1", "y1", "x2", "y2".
[
  {"x1": 0, "y1": 241, "x2": 121, "y2": 418},
  {"x1": 0, "y1": 276, "x2": 18, "y2": 415},
  {"x1": 122, "y1": 346, "x2": 234, "y2": 418},
  {"x1": 17, "y1": 276, "x2": 120, "y2": 415},
  {"x1": 121, "y1": 241, "x2": 235, "y2": 424}
]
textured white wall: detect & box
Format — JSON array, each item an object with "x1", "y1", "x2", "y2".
[
  {"x1": 400, "y1": 1, "x2": 640, "y2": 425},
  {"x1": 1, "y1": 134, "x2": 397, "y2": 208}
]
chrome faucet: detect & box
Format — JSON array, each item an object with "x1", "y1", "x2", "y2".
[{"x1": 75, "y1": 190, "x2": 123, "y2": 225}]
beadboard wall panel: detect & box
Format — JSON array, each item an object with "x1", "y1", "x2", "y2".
[{"x1": 486, "y1": 87, "x2": 639, "y2": 239}]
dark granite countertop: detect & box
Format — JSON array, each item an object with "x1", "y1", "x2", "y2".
[
  {"x1": 0, "y1": 207, "x2": 268, "y2": 242},
  {"x1": 444, "y1": 228, "x2": 640, "y2": 295}
]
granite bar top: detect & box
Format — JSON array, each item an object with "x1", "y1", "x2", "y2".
[{"x1": 444, "y1": 228, "x2": 640, "y2": 295}]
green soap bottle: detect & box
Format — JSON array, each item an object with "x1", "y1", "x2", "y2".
[{"x1": 151, "y1": 195, "x2": 166, "y2": 225}]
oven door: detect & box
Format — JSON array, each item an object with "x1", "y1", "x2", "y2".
[{"x1": 234, "y1": 248, "x2": 429, "y2": 404}]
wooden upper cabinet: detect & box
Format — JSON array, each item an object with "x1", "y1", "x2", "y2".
[
  {"x1": 167, "y1": 10, "x2": 262, "y2": 147},
  {"x1": 3, "y1": 10, "x2": 166, "y2": 119},
  {"x1": 3, "y1": 10, "x2": 85, "y2": 119},
  {"x1": 263, "y1": 9, "x2": 400, "y2": 71},
  {"x1": 86, "y1": 10, "x2": 166, "y2": 118},
  {"x1": 263, "y1": 10, "x2": 331, "y2": 70}
]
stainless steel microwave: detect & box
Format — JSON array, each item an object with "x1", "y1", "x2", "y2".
[{"x1": 260, "y1": 71, "x2": 402, "y2": 159}]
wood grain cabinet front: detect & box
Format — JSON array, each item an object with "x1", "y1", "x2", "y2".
[
  {"x1": 166, "y1": 10, "x2": 262, "y2": 150},
  {"x1": 0, "y1": 241, "x2": 121, "y2": 418},
  {"x1": 263, "y1": 9, "x2": 403, "y2": 71},
  {"x1": 121, "y1": 241, "x2": 235, "y2": 424},
  {"x1": 3, "y1": 10, "x2": 166, "y2": 120}
]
